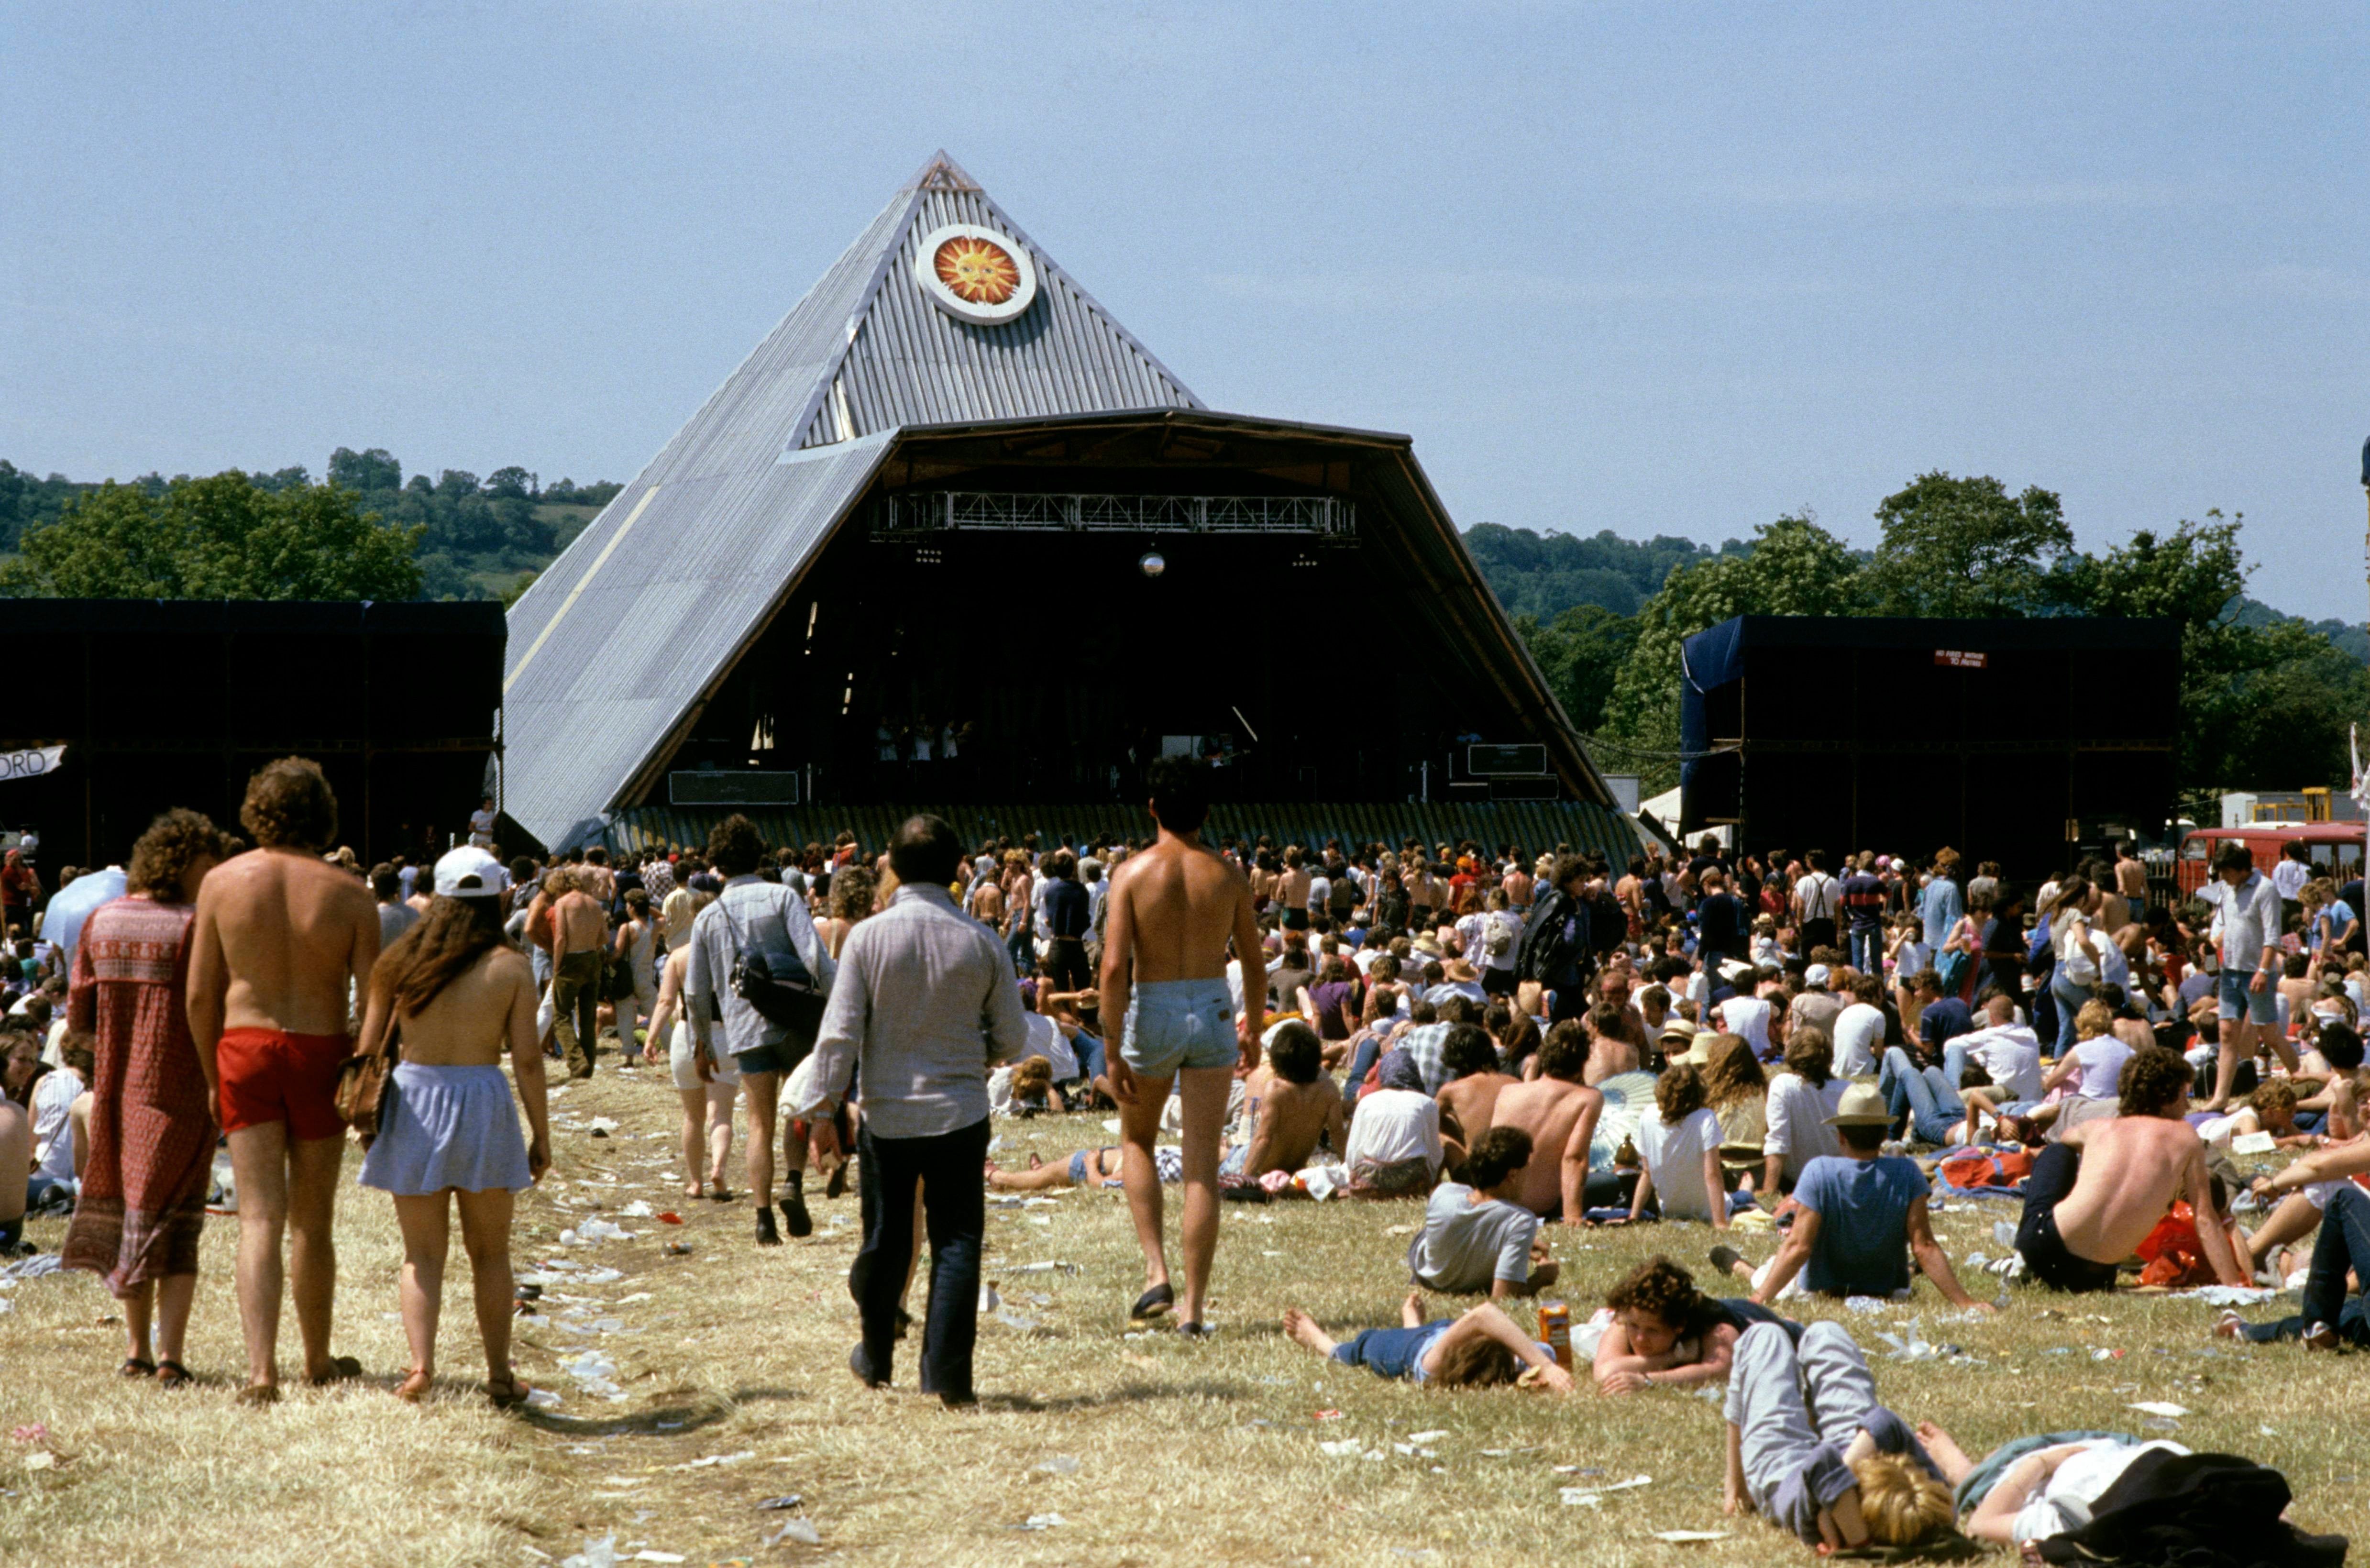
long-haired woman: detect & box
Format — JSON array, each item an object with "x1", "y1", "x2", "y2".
[{"x1": 356, "y1": 847, "x2": 550, "y2": 1406}]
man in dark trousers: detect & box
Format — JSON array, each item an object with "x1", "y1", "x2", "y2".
[
  {"x1": 805, "y1": 814, "x2": 1029, "y2": 1406},
  {"x1": 1040, "y1": 850, "x2": 1093, "y2": 993},
  {"x1": 1518, "y1": 856, "x2": 1594, "y2": 1024}
]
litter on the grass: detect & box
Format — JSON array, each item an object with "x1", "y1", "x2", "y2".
[
  {"x1": 763, "y1": 1518, "x2": 821, "y2": 1547},
  {"x1": 1650, "y1": 1531, "x2": 1730, "y2": 1543},
  {"x1": 2128, "y1": 1401, "x2": 2190, "y2": 1418},
  {"x1": 1036, "y1": 1455, "x2": 1080, "y2": 1474},
  {"x1": 1561, "y1": 1475, "x2": 1652, "y2": 1506}
]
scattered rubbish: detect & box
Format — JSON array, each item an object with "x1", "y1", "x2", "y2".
[
  {"x1": 526, "y1": 1389, "x2": 565, "y2": 1411},
  {"x1": 1013, "y1": 1513, "x2": 1066, "y2": 1531},
  {"x1": 588, "y1": 1117, "x2": 620, "y2": 1136},
  {"x1": 1560, "y1": 1475, "x2": 1652, "y2": 1507},
  {"x1": 559, "y1": 1537, "x2": 618, "y2": 1568},
  {"x1": 1382, "y1": 1224, "x2": 1417, "y2": 1237},
  {"x1": 630, "y1": 1554, "x2": 684, "y2": 1564},
  {"x1": 618, "y1": 1200, "x2": 654, "y2": 1218},
  {"x1": 663, "y1": 1242, "x2": 693, "y2": 1257},
  {"x1": 1036, "y1": 1455, "x2": 1080, "y2": 1475},
  {"x1": 672, "y1": 1450, "x2": 755, "y2": 1469},
  {"x1": 1002, "y1": 1260, "x2": 1080, "y2": 1276},
  {"x1": 11, "y1": 1425, "x2": 44, "y2": 1444},
  {"x1": 1875, "y1": 1321, "x2": 1973, "y2": 1364},
  {"x1": 2128, "y1": 1402, "x2": 2189, "y2": 1419},
  {"x1": 2142, "y1": 1416, "x2": 2182, "y2": 1433},
  {"x1": 756, "y1": 1495, "x2": 803, "y2": 1511},
  {"x1": 1313, "y1": 1409, "x2": 1343, "y2": 1422},
  {"x1": 2091, "y1": 1348, "x2": 2124, "y2": 1361},
  {"x1": 2261, "y1": 1425, "x2": 2280, "y2": 1437},
  {"x1": 762, "y1": 1518, "x2": 820, "y2": 1547},
  {"x1": 1319, "y1": 1439, "x2": 1364, "y2": 1458},
  {"x1": 616, "y1": 1292, "x2": 652, "y2": 1305},
  {"x1": 1842, "y1": 1297, "x2": 1888, "y2": 1314},
  {"x1": 656, "y1": 1213, "x2": 683, "y2": 1226},
  {"x1": 1650, "y1": 1531, "x2": 1730, "y2": 1544},
  {"x1": 2231, "y1": 1130, "x2": 2278, "y2": 1155},
  {"x1": 22, "y1": 1453, "x2": 56, "y2": 1472},
  {"x1": 2179, "y1": 1285, "x2": 2282, "y2": 1306},
  {"x1": 1407, "y1": 1430, "x2": 1448, "y2": 1445},
  {"x1": 979, "y1": 1282, "x2": 1000, "y2": 1313},
  {"x1": 994, "y1": 1310, "x2": 1040, "y2": 1332}
]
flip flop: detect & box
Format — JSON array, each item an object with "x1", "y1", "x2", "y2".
[
  {"x1": 1130, "y1": 1283, "x2": 1174, "y2": 1322},
  {"x1": 156, "y1": 1359, "x2": 193, "y2": 1389},
  {"x1": 395, "y1": 1368, "x2": 433, "y2": 1403},
  {"x1": 119, "y1": 1357, "x2": 157, "y2": 1379},
  {"x1": 308, "y1": 1355, "x2": 365, "y2": 1386},
  {"x1": 485, "y1": 1369, "x2": 533, "y2": 1409}
]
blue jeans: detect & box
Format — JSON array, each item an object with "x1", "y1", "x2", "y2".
[
  {"x1": 1332, "y1": 1321, "x2": 1450, "y2": 1382},
  {"x1": 2050, "y1": 968, "x2": 2092, "y2": 1058},
  {"x1": 1344, "y1": 1033, "x2": 1384, "y2": 1091},
  {"x1": 1071, "y1": 1030, "x2": 1106, "y2": 1086},
  {"x1": 2243, "y1": 1185, "x2": 2370, "y2": 1345},
  {"x1": 1880, "y1": 1046, "x2": 1965, "y2": 1144},
  {"x1": 1007, "y1": 927, "x2": 1034, "y2": 976},
  {"x1": 1848, "y1": 927, "x2": 1880, "y2": 975}
]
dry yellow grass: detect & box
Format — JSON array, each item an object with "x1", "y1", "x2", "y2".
[{"x1": 1, "y1": 1064, "x2": 2362, "y2": 1568}]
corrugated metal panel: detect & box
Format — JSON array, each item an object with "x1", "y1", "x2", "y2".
[
  {"x1": 500, "y1": 151, "x2": 1207, "y2": 850},
  {"x1": 605, "y1": 800, "x2": 1641, "y2": 866}
]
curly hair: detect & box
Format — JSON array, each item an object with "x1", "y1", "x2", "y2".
[
  {"x1": 2118, "y1": 1045, "x2": 2193, "y2": 1118},
  {"x1": 829, "y1": 864, "x2": 876, "y2": 923},
  {"x1": 126, "y1": 808, "x2": 225, "y2": 903},
  {"x1": 239, "y1": 757, "x2": 337, "y2": 851},
  {"x1": 705, "y1": 813, "x2": 766, "y2": 877},
  {"x1": 1654, "y1": 1061, "x2": 1709, "y2": 1119},
  {"x1": 1604, "y1": 1255, "x2": 1701, "y2": 1326}
]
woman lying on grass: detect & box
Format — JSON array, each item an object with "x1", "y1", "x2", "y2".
[
  {"x1": 1590, "y1": 1254, "x2": 1796, "y2": 1395},
  {"x1": 1281, "y1": 1293, "x2": 1575, "y2": 1391}
]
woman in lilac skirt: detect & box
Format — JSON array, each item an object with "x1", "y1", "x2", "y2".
[{"x1": 358, "y1": 847, "x2": 550, "y2": 1406}]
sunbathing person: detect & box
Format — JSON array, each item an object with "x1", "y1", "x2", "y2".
[
  {"x1": 1488, "y1": 1021, "x2": 1604, "y2": 1220},
  {"x1": 985, "y1": 1139, "x2": 1223, "y2": 1192},
  {"x1": 1281, "y1": 1292, "x2": 1574, "y2": 1391},
  {"x1": 2014, "y1": 1045, "x2": 2247, "y2": 1292},
  {"x1": 2218, "y1": 1130, "x2": 2370, "y2": 1346},
  {"x1": 1723, "y1": 1319, "x2": 1955, "y2": 1554},
  {"x1": 1236, "y1": 1022, "x2": 1344, "y2": 1178},
  {"x1": 1591, "y1": 1255, "x2": 1794, "y2": 1395},
  {"x1": 1434, "y1": 1024, "x2": 1517, "y2": 1172}
]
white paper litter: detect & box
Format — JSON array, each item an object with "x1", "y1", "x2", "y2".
[
  {"x1": 560, "y1": 1537, "x2": 617, "y2": 1568},
  {"x1": 1319, "y1": 1439, "x2": 1363, "y2": 1458},
  {"x1": 1561, "y1": 1474, "x2": 1652, "y2": 1506},
  {"x1": 1036, "y1": 1455, "x2": 1080, "y2": 1474},
  {"x1": 631, "y1": 1554, "x2": 684, "y2": 1564},
  {"x1": 2127, "y1": 1401, "x2": 2190, "y2": 1418},
  {"x1": 671, "y1": 1450, "x2": 754, "y2": 1469},
  {"x1": 1650, "y1": 1530, "x2": 1730, "y2": 1543},
  {"x1": 617, "y1": 1200, "x2": 654, "y2": 1218},
  {"x1": 2178, "y1": 1285, "x2": 2283, "y2": 1306},
  {"x1": 763, "y1": 1518, "x2": 821, "y2": 1547},
  {"x1": 2231, "y1": 1130, "x2": 2278, "y2": 1155},
  {"x1": 1406, "y1": 1430, "x2": 1448, "y2": 1445}
]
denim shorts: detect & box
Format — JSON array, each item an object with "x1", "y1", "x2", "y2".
[
  {"x1": 1121, "y1": 978, "x2": 1239, "y2": 1076},
  {"x1": 2217, "y1": 970, "x2": 2280, "y2": 1026},
  {"x1": 734, "y1": 1035, "x2": 813, "y2": 1077}
]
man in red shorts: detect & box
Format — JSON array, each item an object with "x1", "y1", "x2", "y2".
[{"x1": 190, "y1": 758, "x2": 380, "y2": 1402}]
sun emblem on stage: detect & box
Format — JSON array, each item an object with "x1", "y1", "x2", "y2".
[
  {"x1": 914, "y1": 223, "x2": 1038, "y2": 324},
  {"x1": 934, "y1": 236, "x2": 1020, "y2": 305}
]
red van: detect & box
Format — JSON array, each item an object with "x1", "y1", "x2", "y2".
[{"x1": 2176, "y1": 821, "x2": 2367, "y2": 899}]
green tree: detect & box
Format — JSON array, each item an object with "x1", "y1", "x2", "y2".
[
  {"x1": 1594, "y1": 514, "x2": 1867, "y2": 790},
  {"x1": 1865, "y1": 472, "x2": 2072, "y2": 618},
  {"x1": 2045, "y1": 511, "x2": 2365, "y2": 790},
  {"x1": 0, "y1": 471, "x2": 424, "y2": 600},
  {"x1": 328, "y1": 446, "x2": 402, "y2": 493},
  {"x1": 1517, "y1": 603, "x2": 1638, "y2": 733}
]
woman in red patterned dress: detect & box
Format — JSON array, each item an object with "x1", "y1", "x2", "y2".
[{"x1": 62, "y1": 809, "x2": 225, "y2": 1386}]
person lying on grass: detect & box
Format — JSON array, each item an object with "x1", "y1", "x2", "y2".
[
  {"x1": 1591, "y1": 1254, "x2": 1796, "y2": 1395},
  {"x1": 1282, "y1": 1292, "x2": 1575, "y2": 1391},
  {"x1": 1723, "y1": 1319, "x2": 1955, "y2": 1555},
  {"x1": 984, "y1": 1139, "x2": 1224, "y2": 1192},
  {"x1": 2218, "y1": 1131, "x2": 2370, "y2": 1347},
  {"x1": 1403, "y1": 1124, "x2": 1558, "y2": 1298}
]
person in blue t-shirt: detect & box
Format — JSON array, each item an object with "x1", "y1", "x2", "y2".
[
  {"x1": 1909, "y1": 970, "x2": 1974, "y2": 1060},
  {"x1": 1742, "y1": 1083, "x2": 1992, "y2": 1311}
]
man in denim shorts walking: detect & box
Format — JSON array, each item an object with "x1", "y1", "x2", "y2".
[{"x1": 1101, "y1": 756, "x2": 1265, "y2": 1335}]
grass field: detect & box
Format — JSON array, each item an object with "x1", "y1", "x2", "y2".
[{"x1": 1, "y1": 1064, "x2": 2359, "y2": 1568}]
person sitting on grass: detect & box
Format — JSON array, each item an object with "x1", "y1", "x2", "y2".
[
  {"x1": 1342, "y1": 1050, "x2": 1444, "y2": 1197},
  {"x1": 1714, "y1": 1082, "x2": 1993, "y2": 1313},
  {"x1": 1488, "y1": 1018, "x2": 1605, "y2": 1221},
  {"x1": 1435, "y1": 1024, "x2": 1518, "y2": 1173},
  {"x1": 2196, "y1": 1077, "x2": 2316, "y2": 1152},
  {"x1": 2014, "y1": 1044, "x2": 2248, "y2": 1293},
  {"x1": 1723, "y1": 1319, "x2": 1955, "y2": 1554},
  {"x1": 2218, "y1": 1128, "x2": 2370, "y2": 1347},
  {"x1": 1592, "y1": 1254, "x2": 1796, "y2": 1395},
  {"x1": 1235, "y1": 1020, "x2": 1345, "y2": 1179},
  {"x1": 1625, "y1": 1062, "x2": 1733, "y2": 1229},
  {"x1": 1404, "y1": 1126, "x2": 1558, "y2": 1298},
  {"x1": 1282, "y1": 1292, "x2": 1574, "y2": 1391}
]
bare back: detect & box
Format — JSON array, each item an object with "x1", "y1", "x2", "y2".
[
  {"x1": 1439, "y1": 1071, "x2": 1516, "y2": 1145},
  {"x1": 394, "y1": 946, "x2": 537, "y2": 1067},
  {"x1": 1492, "y1": 1076, "x2": 1603, "y2": 1215},
  {"x1": 1110, "y1": 834, "x2": 1251, "y2": 984},
  {"x1": 551, "y1": 889, "x2": 606, "y2": 957},
  {"x1": 2054, "y1": 1114, "x2": 2210, "y2": 1264},
  {"x1": 1249, "y1": 1076, "x2": 1343, "y2": 1175},
  {"x1": 194, "y1": 848, "x2": 378, "y2": 1036}
]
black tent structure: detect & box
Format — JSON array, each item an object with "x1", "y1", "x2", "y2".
[{"x1": 500, "y1": 153, "x2": 1638, "y2": 860}]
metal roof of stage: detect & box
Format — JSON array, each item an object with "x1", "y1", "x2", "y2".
[{"x1": 502, "y1": 152, "x2": 1611, "y2": 851}]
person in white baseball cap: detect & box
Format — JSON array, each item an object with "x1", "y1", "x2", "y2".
[{"x1": 432, "y1": 846, "x2": 509, "y2": 901}]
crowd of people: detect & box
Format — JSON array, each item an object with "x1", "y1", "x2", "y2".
[{"x1": 6, "y1": 753, "x2": 2359, "y2": 1560}]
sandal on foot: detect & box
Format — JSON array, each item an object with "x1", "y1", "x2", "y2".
[
  {"x1": 2304, "y1": 1320, "x2": 2340, "y2": 1351},
  {"x1": 1176, "y1": 1321, "x2": 1216, "y2": 1341},
  {"x1": 1130, "y1": 1283, "x2": 1175, "y2": 1322},
  {"x1": 236, "y1": 1383, "x2": 280, "y2": 1407},
  {"x1": 485, "y1": 1369, "x2": 533, "y2": 1409},
  {"x1": 395, "y1": 1368, "x2": 433, "y2": 1403},
  {"x1": 825, "y1": 1157, "x2": 849, "y2": 1201},
  {"x1": 156, "y1": 1359, "x2": 194, "y2": 1389},
  {"x1": 308, "y1": 1355, "x2": 365, "y2": 1386},
  {"x1": 119, "y1": 1356, "x2": 157, "y2": 1378}
]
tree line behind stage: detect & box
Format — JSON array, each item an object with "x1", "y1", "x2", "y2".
[
  {"x1": 1477, "y1": 473, "x2": 2370, "y2": 801},
  {"x1": 0, "y1": 452, "x2": 2357, "y2": 798}
]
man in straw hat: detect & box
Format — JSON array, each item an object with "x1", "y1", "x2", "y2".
[{"x1": 1711, "y1": 1081, "x2": 1992, "y2": 1312}]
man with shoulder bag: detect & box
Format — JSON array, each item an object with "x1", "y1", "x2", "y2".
[{"x1": 686, "y1": 814, "x2": 837, "y2": 1245}]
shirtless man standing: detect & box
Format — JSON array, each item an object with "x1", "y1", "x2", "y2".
[
  {"x1": 1273, "y1": 847, "x2": 1313, "y2": 933},
  {"x1": 1488, "y1": 1022, "x2": 1605, "y2": 1221},
  {"x1": 1101, "y1": 756, "x2": 1264, "y2": 1333},
  {"x1": 547, "y1": 869, "x2": 610, "y2": 1080},
  {"x1": 189, "y1": 758, "x2": 380, "y2": 1401},
  {"x1": 2015, "y1": 1044, "x2": 2247, "y2": 1292}
]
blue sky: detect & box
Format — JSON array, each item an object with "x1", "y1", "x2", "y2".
[{"x1": 6, "y1": 2, "x2": 2366, "y2": 616}]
